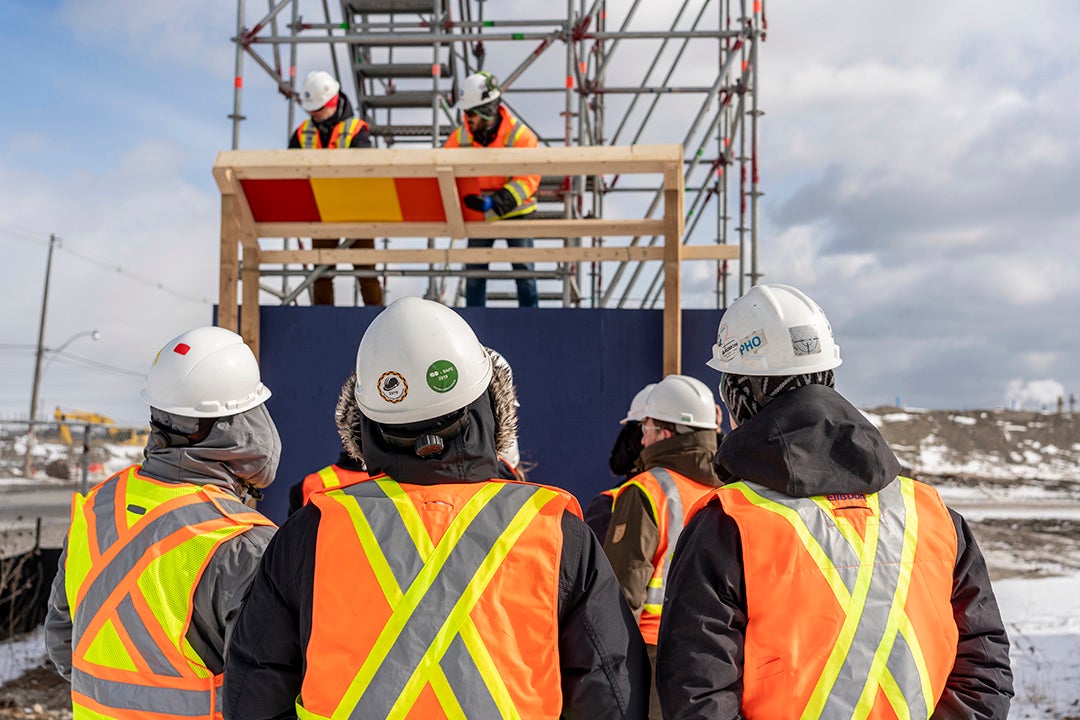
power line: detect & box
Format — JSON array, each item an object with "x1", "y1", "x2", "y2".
[
  {"x1": 0, "y1": 227, "x2": 212, "y2": 306},
  {"x1": 48, "y1": 351, "x2": 146, "y2": 379}
]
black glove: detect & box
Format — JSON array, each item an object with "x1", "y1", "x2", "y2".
[
  {"x1": 463, "y1": 194, "x2": 492, "y2": 212},
  {"x1": 489, "y1": 188, "x2": 519, "y2": 217}
]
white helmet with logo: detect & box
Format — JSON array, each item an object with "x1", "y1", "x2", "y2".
[
  {"x1": 620, "y1": 383, "x2": 657, "y2": 425},
  {"x1": 355, "y1": 297, "x2": 493, "y2": 424},
  {"x1": 641, "y1": 375, "x2": 717, "y2": 430},
  {"x1": 140, "y1": 326, "x2": 271, "y2": 418},
  {"x1": 707, "y1": 283, "x2": 841, "y2": 376},
  {"x1": 299, "y1": 70, "x2": 340, "y2": 111},
  {"x1": 454, "y1": 71, "x2": 502, "y2": 111}
]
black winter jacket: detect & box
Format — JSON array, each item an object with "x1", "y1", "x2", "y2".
[
  {"x1": 224, "y1": 393, "x2": 649, "y2": 719},
  {"x1": 655, "y1": 384, "x2": 1014, "y2": 720}
]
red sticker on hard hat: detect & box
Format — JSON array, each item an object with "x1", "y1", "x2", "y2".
[
  {"x1": 377, "y1": 371, "x2": 408, "y2": 404},
  {"x1": 173, "y1": 343, "x2": 191, "y2": 356}
]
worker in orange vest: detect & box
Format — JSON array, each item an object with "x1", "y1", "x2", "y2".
[
  {"x1": 657, "y1": 284, "x2": 1014, "y2": 719},
  {"x1": 603, "y1": 374, "x2": 723, "y2": 719},
  {"x1": 224, "y1": 297, "x2": 648, "y2": 719},
  {"x1": 444, "y1": 72, "x2": 540, "y2": 307},
  {"x1": 584, "y1": 382, "x2": 654, "y2": 540},
  {"x1": 45, "y1": 327, "x2": 280, "y2": 719},
  {"x1": 290, "y1": 70, "x2": 382, "y2": 308}
]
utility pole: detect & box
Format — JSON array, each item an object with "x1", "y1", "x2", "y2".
[{"x1": 25, "y1": 233, "x2": 57, "y2": 477}]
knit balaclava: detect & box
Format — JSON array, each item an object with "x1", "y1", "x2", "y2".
[{"x1": 720, "y1": 370, "x2": 836, "y2": 426}]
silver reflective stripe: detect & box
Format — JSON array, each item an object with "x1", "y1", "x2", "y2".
[
  {"x1": 344, "y1": 483, "x2": 427, "y2": 593},
  {"x1": 115, "y1": 594, "x2": 183, "y2": 678},
  {"x1": 743, "y1": 479, "x2": 928, "y2": 717},
  {"x1": 334, "y1": 119, "x2": 357, "y2": 149},
  {"x1": 440, "y1": 634, "x2": 503, "y2": 718},
  {"x1": 739, "y1": 483, "x2": 862, "y2": 593},
  {"x1": 74, "y1": 500, "x2": 229, "y2": 647},
  {"x1": 644, "y1": 468, "x2": 683, "y2": 607},
  {"x1": 504, "y1": 120, "x2": 521, "y2": 147},
  {"x1": 71, "y1": 668, "x2": 212, "y2": 717},
  {"x1": 299, "y1": 121, "x2": 319, "y2": 148},
  {"x1": 348, "y1": 482, "x2": 539, "y2": 719},
  {"x1": 90, "y1": 475, "x2": 121, "y2": 555}
]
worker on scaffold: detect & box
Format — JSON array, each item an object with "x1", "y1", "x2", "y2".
[{"x1": 445, "y1": 72, "x2": 540, "y2": 307}]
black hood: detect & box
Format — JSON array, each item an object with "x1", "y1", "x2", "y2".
[
  {"x1": 359, "y1": 391, "x2": 501, "y2": 486},
  {"x1": 714, "y1": 384, "x2": 900, "y2": 498}
]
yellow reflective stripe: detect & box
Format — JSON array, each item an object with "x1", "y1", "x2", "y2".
[
  {"x1": 803, "y1": 493, "x2": 880, "y2": 720},
  {"x1": 335, "y1": 483, "x2": 502, "y2": 715},
  {"x1": 456, "y1": 614, "x2": 519, "y2": 718},
  {"x1": 726, "y1": 483, "x2": 878, "y2": 720},
  {"x1": 853, "y1": 477, "x2": 925, "y2": 720},
  {"x1": 377, "y1": 478, "x2": 433, "y2": 556},
  {"x1": 875, "y1": 669, "x2": 912, "y2": 720},
  {"x1": 728, "y1": 483, "x2": 851, "y2": 603},
  {"x1": 810, "y1": 496, "x2": 865, "y2": 556},
  {"x1": 338, "y1": 481, "x2": 521, "y2": 719},
  {"x1": 387, "y1": 488, "x2": 558, "y2": 719},
  {"x1": 427, "y1": 664, "x2": 468, "y2": 720},
  {"x1": 619, "y1": 480, "x2": 661, "y2": 527},
  {"x1": 380, "y1": 480, "x2": 520, "y2": 713},
  {"x1": 318, "y1": 466, "x2": 341, "y2": 489},
  {"x1": 330, "y1": 489, "x2": 404, "y2": 604},
  {"x1": 295, "y1": 702, "x2": 330, "y2": 720}
]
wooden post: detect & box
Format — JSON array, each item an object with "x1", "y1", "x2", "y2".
[
  {"x1": 240, "y1": 227, "x2": 261, "y2": 358},
  {"x1": 662, "y1": 164, "x2": 685, "y2": 376},
  {"x1": 219, "y1": 193, "x2": 240, "y2": 333}
]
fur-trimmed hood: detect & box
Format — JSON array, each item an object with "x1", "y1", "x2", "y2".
[{"x1": 335, "y1": 347, "x2": 519, "y2": 466}]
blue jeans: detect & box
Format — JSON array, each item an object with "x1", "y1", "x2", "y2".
[{"x1": 465, "y1": 236, "x2": 538, "y2": 307}]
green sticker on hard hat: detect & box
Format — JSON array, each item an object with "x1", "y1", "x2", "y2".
[{"x1": 427, "y1": 360, "x2": 459, "y2": 393}]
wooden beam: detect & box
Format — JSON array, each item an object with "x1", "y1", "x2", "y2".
[
  {"x1": 662, "y1": 165, "x2": 686, "y2": 376},
  {"x1": 212, "y1": 145, "x2": 683, "y2": 180},
  {"x1": 219, "y1": 193, "x2": 240, "y2": 333},
  {"x1": 240, "y1": 227, "x2": 261, "y2": 359},
  {"x1": 254, "y1": 218, "x2": 666, "y2": 240},
  {"x1": 435, "y1": 166, "x2": 466, "y2": 239},
  {"x1": 259, "y1": 244, "x2": 736, "y2": 265}
]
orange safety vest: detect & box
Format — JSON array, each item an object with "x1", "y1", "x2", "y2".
[
  {"x1": 294, "y1": 117, "x2": 368, "y2": 149},
  {"x1": 64, "y1": 466, "x2": 275, "y2": 720},
  {"x1": 443, "y1": 105, "x2": 540, "y2": 219},
  {"x1": 300, "y1": 464, "x2": 371, "y2": 506},
  {"x1": 298, "y1": 477, "x2": 580, "y2": 720},
  {"x1": 697, "y1": 476, "x2": 959, "y2": 719},
  {"x1": 613, "y1": 467, "x2": 715, "y2": 644}
]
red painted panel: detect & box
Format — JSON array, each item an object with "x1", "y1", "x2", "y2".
[
  {"x1": 394, "y1": 178, "x2": 445, "y2": 222},
  {"x1": 240, "y1": 179, "x2": 321, "y2": 222}
]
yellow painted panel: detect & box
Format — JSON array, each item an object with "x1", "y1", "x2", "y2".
[{"x1": 310, "y1": 178, "x2": 404, "y2": 222}]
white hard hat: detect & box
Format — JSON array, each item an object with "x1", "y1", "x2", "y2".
[
  {"x1": 454, "y1": 72, "x2": 502, "y2": 111},
  {"x1": 355, "y1": 297, "x2": 493, "y2": 424},
  {"x1": 620, "y1": 383, "x2": 657, "y2": 425},
  {"x1": 299, "y1": 70, "x2": 340, "y2": 112},
  {"x1": 707, "y1": 284, "x2": 842, "y2": 376},
  {"x1": 641, "y1": 375, "x2": 717, "y2": 430},
  {"x1": 140, "y1": 326, "x2": 271, "y2": 418}
]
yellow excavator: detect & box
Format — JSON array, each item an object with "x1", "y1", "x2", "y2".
[{"x1": 54, "y1": 407, "x2": 150, "y2": 446}]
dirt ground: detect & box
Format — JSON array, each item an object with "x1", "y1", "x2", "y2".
[{"x1": 0, "y1": 664, "x2": 70, "y2": 720}]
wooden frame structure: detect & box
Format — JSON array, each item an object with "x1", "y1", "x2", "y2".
[{"x1": 213, "y1": 144, "x2": 738, "y2": 374}]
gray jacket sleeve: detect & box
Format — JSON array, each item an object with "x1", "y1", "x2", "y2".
[
  {"x1": 189, "y1": 525, "x2": 277, "y2": 675},
  {"x1": 44, "y1": 539, "x2": 73, "y2": 682}
]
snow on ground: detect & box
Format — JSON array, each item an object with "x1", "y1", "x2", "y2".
[
  {"x1": 0, "y1": 627, "x2": 46, "y2": 685},
  {"x1": 996, "y1": 574, "x2": 1080, "y2": 719}
]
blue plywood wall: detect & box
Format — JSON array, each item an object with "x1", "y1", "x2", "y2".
[{"x1": 255, "y1": 306, "x2": 725, "y2": 523}]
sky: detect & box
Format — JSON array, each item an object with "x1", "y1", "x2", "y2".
[{"x1": 1, "y1": 0, "x2": 1079, "y2": 425}]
